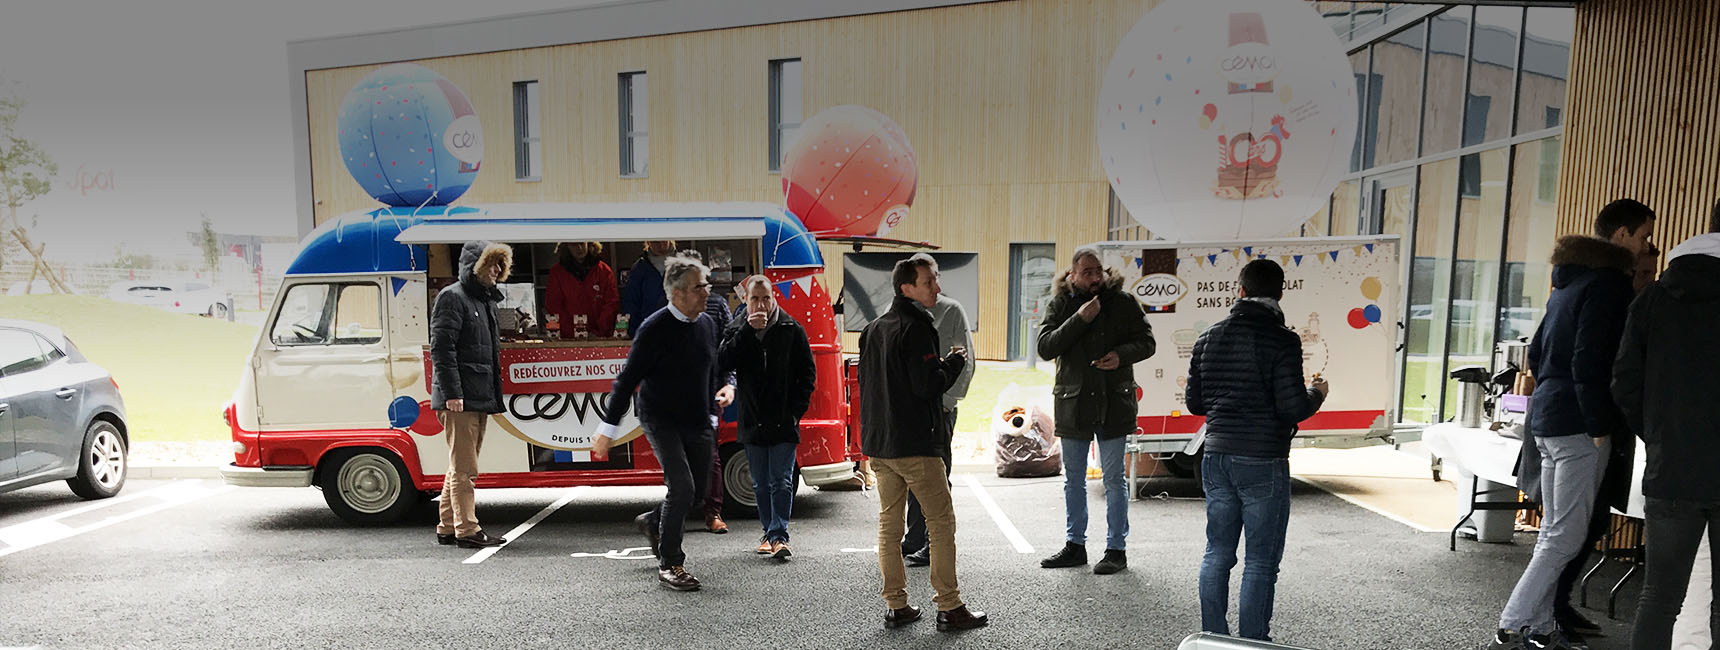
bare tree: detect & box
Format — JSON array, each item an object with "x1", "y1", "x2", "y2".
[
  {"x1": 0, "y1": 88, "x2": 69, "y2": 293},
  {"x1": 199, "y1": 214, "x2": 219, "y2": 276}
]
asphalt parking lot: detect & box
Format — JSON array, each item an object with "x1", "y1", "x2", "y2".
[{"x1": 0, "y1": 471, "x2": 1639, "y2": 650}]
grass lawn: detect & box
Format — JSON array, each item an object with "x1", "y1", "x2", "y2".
[
  {"x1": 955, "y1": 361, "x2": 1056, "y2": 434},
  {"x1": 2, "y1": 295, "x2": 257, "y2": 443}
]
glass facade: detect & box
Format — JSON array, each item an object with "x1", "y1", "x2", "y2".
[{"x1": 1318, "y1": 4, "x2": 1574, "y2": 424}]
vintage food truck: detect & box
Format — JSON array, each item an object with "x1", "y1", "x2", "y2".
[{"x1": 220, "y1": 202, "x2": 862, "y2": 524}]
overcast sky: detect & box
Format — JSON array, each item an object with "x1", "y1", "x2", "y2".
[{"x1": 0, "y1": 0, "x2": 608, "y2": 262}]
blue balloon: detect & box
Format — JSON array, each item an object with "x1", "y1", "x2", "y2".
[
  {"x1": 1363, "y1": 304, "x2": 1382, "y2": 324},
  {"x1": 338, "y1": 63, "x2": 483, "y2": 207},
  {"x1": 388, "y1": 396, "x2": 421, "y2": 429}
]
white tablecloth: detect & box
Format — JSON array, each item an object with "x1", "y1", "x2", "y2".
[{"x1": 1424, "y1": 423, "x2": 1647, "y2": 519}]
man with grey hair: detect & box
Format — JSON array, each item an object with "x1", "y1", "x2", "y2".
[
  {"x1": 900, "y1": 252, "x2": 975, "y2": 568},
  {"x1": 592, "y1": 255, "x2": 735, "y2": 591},
  {"x1": 1038, "y1": 245, "x2": 1156, "y2": 575}
]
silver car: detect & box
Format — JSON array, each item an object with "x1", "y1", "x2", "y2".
[{"x1": 0, "y1": 319, "x2": 129, "y2": 499}]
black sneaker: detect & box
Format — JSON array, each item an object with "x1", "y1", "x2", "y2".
[
  {"x1": 1525, "y1": 631, "x2": 1585, "y2": 650},
  {"x1": 1040, "y1": 542, "x2": 1087, "y2": 568},
  {"x1": 1093, "y1": 549, "x2": 1126, "y2": 575},
  {"x1": 905, "y1": 547, "x2": 931, "y2": 567},
  {"x1": 1556, "y1": 609, "x2": 1604, "y2": 637},
  {"x1": 1484, "y1": 628, "x2": 1524, "y2": 650}
]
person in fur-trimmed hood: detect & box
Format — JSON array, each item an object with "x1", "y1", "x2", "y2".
[
  {"x1": 1487, "y1": 199, "x2": 1653, "y2": 650},
  {"x1": 1035, "y1": 247, "x2": 1156, "y2": 575},
  {"x1": 429, "y1": 241, "x2": 514, "y2": 549}
]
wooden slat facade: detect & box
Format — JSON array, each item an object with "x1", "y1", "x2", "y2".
[
  {"x1": 305, "y1": 0, "x2": 1163, "y2": 361},
  {"x1": 1559, "y1": 0, "x2": 1720, "y2": 252}
]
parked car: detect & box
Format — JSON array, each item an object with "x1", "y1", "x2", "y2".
[
  {"x1": 107, "y1": 281, "x2": 235, "y2": 321},
  {"x1": 0, "y1": 319, "x2": 129, "y2": 499}
]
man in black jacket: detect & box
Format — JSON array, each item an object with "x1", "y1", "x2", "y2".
[
  {"x1": 860, "y1": 256, "x2": 987, "y2": 632},
  {"x1": 1036, "y1": 246, "x2": 1156, "y2": 575},
  {"x1": 1487, "y1": 199, "x2": 1653, "y2": 650},
  {"x1": 719, "y1": 275, "x2": 816, "y2": 560},
  {"x1": 1616, "y1": 213, "x2": 1720, "y2": 649},
  {"x1": 590, "y1": 256, "x2": 733, "y2": 592},
  {"x1": 429, "y1": 241, "x2": 513, "y2": 549},
  {"x1": 1186, "y1": 259, "x2": 1326, "y2": 642}
]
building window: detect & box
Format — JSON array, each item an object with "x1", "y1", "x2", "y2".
[
  {"x1": 1537, "y1": 135, "x2": 1561, "y2": 202},
  {"x1": 769, "y1": 58, "x2": 802, "y2": 173},
  {"x1": 618, "y1": 72, "x2": 648, "y2": 177},
  {"x1": 513, "y1": 81, "x2": 541, "y2": 180}
]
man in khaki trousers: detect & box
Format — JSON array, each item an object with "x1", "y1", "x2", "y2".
[
  {"x1": 857, "y1": 256, "x2": 988, "y2": 632},
  {"x1": 429, "y1": 240, "x2": 513, "y2": 549}
]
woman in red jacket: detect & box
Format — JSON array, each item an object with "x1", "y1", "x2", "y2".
[{"x1": 545, "y1": 241, "x2": 619, "y2": 338}]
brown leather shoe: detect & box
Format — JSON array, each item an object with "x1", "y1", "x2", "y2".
[
  {"x1": 706, "y1": 514, "x2": 729, "y2": 534},
  {"x1": 883, "y1": 605, "x2": 922, "y2": 629},
  {"x1": 755, "y1": 538, "x2": 774, "y2": 555},
  {"x1": 453, "y1": 530, "x2": 506, "y2": 548},
  {"x1": 936, "y1": 606, "x2": 989, "y2": 631},
  {"x1": 770, "y1": 541, "x2": 793, "y2": 560},
  {"x1": 658, "y1": 565, "x2": 701, "y2": 591}
]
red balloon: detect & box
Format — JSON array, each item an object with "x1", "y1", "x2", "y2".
[
  {"x1": 408, "y1": 400, "x2": 444, "y2": 436},
  {"x1": 1347, "y1": 308, "x2": 1369, "y2": 329},
  {"x1": 781, "y1": 105, "x2": 918, "y2": 237}
]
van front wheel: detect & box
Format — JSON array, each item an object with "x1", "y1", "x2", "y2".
[{"x1": 319, "y1": 448, "x2": 418, "y2": 525}]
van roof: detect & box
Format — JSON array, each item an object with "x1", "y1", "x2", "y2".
[{"x1": 286, "y1": 203, "x2": 824, "y2": 276}]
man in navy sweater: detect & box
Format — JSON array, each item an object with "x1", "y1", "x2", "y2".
[{"x1": 592, "y1": 255, "x2": 735, "y2": 591}]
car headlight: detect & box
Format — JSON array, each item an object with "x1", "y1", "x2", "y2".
[{"x1": 232, "y1": 441, "x2": 248, "y2": 456}]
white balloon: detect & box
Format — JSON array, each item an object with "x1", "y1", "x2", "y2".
[{"x1": 1097, "y1": 0, "x2": 1357, "y2": 241}]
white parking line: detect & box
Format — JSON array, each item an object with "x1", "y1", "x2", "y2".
[
  {"x1": 962, "y1": 475, "x2": 1034, "y2": 554},
  {"x1": 463, "y1": 486, "x2": 587, "y2": 565},
  {"x1": 0, "y1": 480, "x2": 233, "y2": 558}
]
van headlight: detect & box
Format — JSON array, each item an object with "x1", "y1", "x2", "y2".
[{"x1": 232, "y1": 441, "x2": 248, "y2": 456}]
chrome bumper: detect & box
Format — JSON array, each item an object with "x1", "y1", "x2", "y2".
[
  {"x1": 219, "y1": 464, "x2": 313, "y2": 488},
  {"x1": 798, "y1": 461, "x2": 857, "y2": 487}
]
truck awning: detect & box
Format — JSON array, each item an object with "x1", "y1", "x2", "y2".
[{"x1": 393, "y1": 202, "x2": 775, "y2": 244}]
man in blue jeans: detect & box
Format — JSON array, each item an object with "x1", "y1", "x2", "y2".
[
  {"x1": 1485, "y1": 199, "x2": 1651, "y2": 650},
  {"x1": 1186, "y1": 259, "x2": 1327, "y2": 642},
  {"x1": 1036, "y1": 246, "x2": 1156, "y2": 575},
  {"x1": 719, "y1": 275, "x2": 817, "y2": 560}
]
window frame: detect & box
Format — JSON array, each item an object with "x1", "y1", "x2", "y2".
[
  {"x1": 513, "y1": 80, "x2": 542, "y2": 182},
  {"x1": 768, "y1": 58, "x2": 802, "y2": 173},
  {"x1": 269, "y1": 282, "x2": 384, "y2": 348},
  {"x1": 618, "y1": 71, "x2": 649, "y2": 178}
]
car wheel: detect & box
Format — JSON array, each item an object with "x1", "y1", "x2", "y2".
[
  {"x1": 210, "y1": 302, "x2": 230, "y2": 321},
  {"x1": 318, "y1": 448, "x2": 419, "y2": 525},
  {"x1": 68, "y1": 420, "x2": 127, "y2": 500},
  {"x1": 720, "y1": 443, "x2": 756, "y2": 518}
]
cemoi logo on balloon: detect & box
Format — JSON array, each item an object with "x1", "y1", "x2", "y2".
[
  {"x1": 1132, "y1": 273, "x2": 1188, "y2": 308},
  {"x1": 444, "y1": 114, "x2": 484, "y2": 165},
  {"x1": 1096, "y1": 0, "x2": 1356, "y2": 241}
]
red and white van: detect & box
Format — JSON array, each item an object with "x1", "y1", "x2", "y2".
[{"x1": 220, "y1": 202, "x2": 863, "y2": 524}]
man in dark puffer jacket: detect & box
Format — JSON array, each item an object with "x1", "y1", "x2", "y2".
[{"x1": 1186, "y1": 259, "x2": 1327, "y2": 642}]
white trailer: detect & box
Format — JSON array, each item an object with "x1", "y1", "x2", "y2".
[{"x1": 1085, "y1": 236, "x2": 1403, "y2": 483}]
